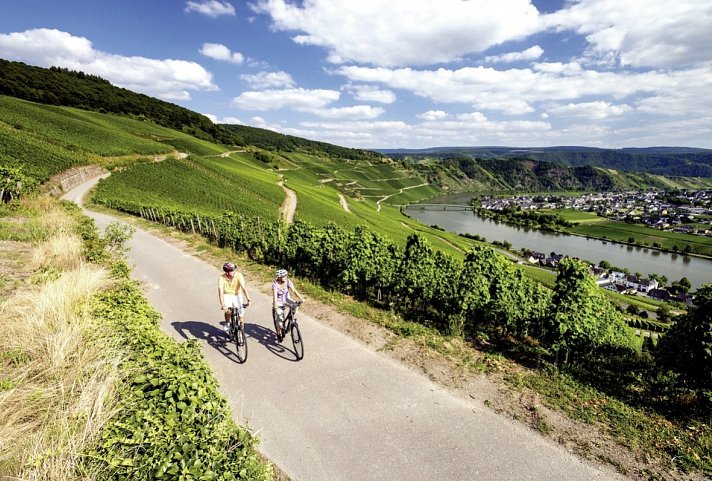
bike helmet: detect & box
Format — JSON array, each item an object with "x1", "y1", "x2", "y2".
[
  {"x1": 223, "y1": 262, "x2": 236, "y2": 272},
  {"x1": 276, "y1": 269, "x2": 288, "y2": 278}
]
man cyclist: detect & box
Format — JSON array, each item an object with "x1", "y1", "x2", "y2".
[
  {"x1": 272, "y1": 268, "x2": 304, "y2": 342},
  {"x1": 218, "y1": 262, "x2": 251, "y2": 335}
]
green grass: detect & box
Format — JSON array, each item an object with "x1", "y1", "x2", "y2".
[
  {"x1": 506, "y1": 367, "x2": 711, "y2": 475},
  {"x1": 542, "y1": 209, "x2": 712, "y2": 257},
  {"x1": 0, "y1": 96, "x2": 172, "y2": 157}
]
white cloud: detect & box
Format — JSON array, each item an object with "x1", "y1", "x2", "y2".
[
  {"x1": 485, "y1": 45, "x2": 544, "y2": 63},
  {"x1": 241, "y1": 71, "x2": 295, "y2": 89},
  {"x1": 200, "y1": 43, "x2": 244, "y2": 64},
  {"x1": 344, "y1": 84, "x2": 396, "y2": 104},
  {"x1": 313, "y1": 105, "x2": 385, "y2": 119},
  {"x1": 231, "y1": 87, "x2": 340, "y2": 111},
  {"x1": 336, "y1": 63, "x2": 710, "y2": 116},
  {"x1": 417, "y1": 110, "x2": 449, "y2": 121},
  {"x1": 251, "y1": 0, "x2": 541, "y2": 66},
  {"x1": 0, "y1": 28, "x2": 218, "y2": 100},
  {"x1": 185, "y1": 1, "x2": 236, "y2": 17},
  {"x1": 542, "y1": 0, "x2": 712, "y2": 68},
  {"x1": 204, "y1": 114, "x2": 243, "y2": 124},
  {"x1": 289, "y1": 115, "x2": 553, "y2": 149},
  {"x1": 547, "y1": 101, "x2": 633, "y2": 120},
  {"x1": 456, "y1": 112, "x2": 488, "y2": 122}
]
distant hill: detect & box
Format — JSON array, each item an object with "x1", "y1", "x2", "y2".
[
  {"x1": 431, "y1": 156, "x2": 615, "y2": 192},
  {"x1": 379, "y1": 146, "x2": 712, "y2": 178}
]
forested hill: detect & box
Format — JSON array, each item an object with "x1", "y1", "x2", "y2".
[
  {"x1": 438, "y1": 156, "x2": 615, "y2": 191},
  {"x1": 220, "y1": 124, "x2": 382, "y2": 160},
  {"x1": 381, "y1": 146, "x2": 712, "y2": 178},
  {"x1": 0, "y1": 59, "x2": 219, "y2": 140},
  {"x1": 0, "y1": 58, "x2": 380, "y2": 161}
]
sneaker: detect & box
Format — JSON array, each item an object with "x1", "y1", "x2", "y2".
[{"x1": 222, "y1": 323, "x2": 230, "y2": 336}]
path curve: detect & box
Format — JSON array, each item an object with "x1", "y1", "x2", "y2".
[
  {"x1": 338, "y1": 193, "x2": 351, "y2": 213},
  {"x1": 278, "y1": 180, "x2": 297, "y2": 224},
  {"x1": 62, "y1": 176, "x2": 627, "y2": 481},
  {"x1": 376, "y1": 182, "x2": 429, "y2": 212}
]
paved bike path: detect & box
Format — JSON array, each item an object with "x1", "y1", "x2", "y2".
[{"x1": 64, "y1": 177, "x2": 626, "y2": 481}]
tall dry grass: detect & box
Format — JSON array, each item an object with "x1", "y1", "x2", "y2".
[{"x1": 0, "y1": 199, "x2": 124, "y2": 480}]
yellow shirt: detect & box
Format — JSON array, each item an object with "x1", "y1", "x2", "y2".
[{"x1": 219, "y1": 272, "x2": 245, "y2": 295}]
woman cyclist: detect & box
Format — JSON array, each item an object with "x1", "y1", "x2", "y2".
[
  {"x1": 272, "y1": 268, "x2": 304, "y2": 342},
  {"x1": 218, "y1": 262, "x2": 251, "y2": 334}
]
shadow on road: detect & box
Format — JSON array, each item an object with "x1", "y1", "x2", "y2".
[
  {"x1": 171, "y1": 320, "x2": 242, "y2": 363},
  {"x1": 244, "y1": 323, "x2": 301, "y2": 362},
  {"x1": 171, "y1": 320, "x2": 301, "y2": 362}
]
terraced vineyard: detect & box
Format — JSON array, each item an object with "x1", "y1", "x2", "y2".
[{"x1": 0, "y1": 95, "x2": 477, "y2": 255}]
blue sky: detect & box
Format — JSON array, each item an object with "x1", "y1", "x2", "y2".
[{"x1": 1, "y1": 0, "x2": 711, "y2": 149}]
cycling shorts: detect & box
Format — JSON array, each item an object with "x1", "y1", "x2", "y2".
[{"x1": 223, "y1": 294, "x2": 244, "y2": 316}]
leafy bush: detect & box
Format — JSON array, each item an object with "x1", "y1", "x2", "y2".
[{"x1": 85, "y1": 281, "x2": 270, "y2": 481}]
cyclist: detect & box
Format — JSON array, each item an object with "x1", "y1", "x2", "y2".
[
  {"x1": 218, "y1": 262, "x2": 251, "y2": 334},
  {"x1": 272, "y1": 268, "x2": 304, "y2": 342}
]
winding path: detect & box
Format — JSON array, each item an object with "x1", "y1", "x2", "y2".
[
  {"x1": 278, "y1": 180, "x2": 297, "y2": 224},
  {"x1": 338, "y1": 193, "x2": 351, "y2": 213},
  {"x1": 62, "y1": 176, "x2": 627, "y2": 481}
]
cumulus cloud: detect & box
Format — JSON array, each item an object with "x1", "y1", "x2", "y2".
[
  {"x1": 251, "y1": 0, "x2": 541, "y2": 66},
  {"x1": 542, "y1": 0, "x2": 712, "y2": 68},
  {"x1": 241, "y1": 71, "x2": 295, "y2": 89},
  {"x1": 0, "y1": 28, "x2": 217, "y2": 100},
  {"x1": 336, "y1": 63, "x2": 708, "y2": 116},
  {"x1": 185, "y1": 0, "x2": 236, "y2": 17},
  {"x1": 485, "y1": 45, "x2": 544, "y2": 63},
  {"x1": 313, "y1": 105, "x2": 385, "y2": 119},
  {"x1": 344, "y1": 84, "x2": 396, "y2": 104},
  {"x1": 231, "y1": 87, "x2": 340, "y2": 111},
  {"x1": 417, "y1": 110, "x2": 449, "y2": 121},
  {"x1": 289, "y1": 115, "x2": 553, "y2": 149},
  {"x1": 547, "y1": 101, "x2": 633, "y2": 119},
  {"x1": 200, "y1": 43, "x2": 244, "y2": 64},
  {"x1": 204, "y1": 114, "x2": 243, "y2": 124}
]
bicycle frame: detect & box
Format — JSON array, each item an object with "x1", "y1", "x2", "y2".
[{"x1": 277, "y1": 302, "x2": 300, "y2": 330}]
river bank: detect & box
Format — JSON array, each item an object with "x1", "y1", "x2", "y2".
[{"x1": 405, "y1": 194, "x2": 712, "y2": 289}]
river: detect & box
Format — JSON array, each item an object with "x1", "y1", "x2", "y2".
[{"x1": 406, "y1": 193, "x2": 712, "y2": 290}]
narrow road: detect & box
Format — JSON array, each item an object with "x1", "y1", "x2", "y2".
[{"x1": 63, "y1": 176, "x2": 626, "y2": 481}]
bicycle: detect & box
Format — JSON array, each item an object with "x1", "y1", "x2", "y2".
[
  {"x1": 227, "y1": 304, "x2": 248, "y2": 363},
  {"x1": 274, "y1": 301, "x2": 304, "y2": 360}
]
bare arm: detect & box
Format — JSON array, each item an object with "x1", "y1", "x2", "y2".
[
  {"x1": 290, "y1": 283, "x2": 304, "y2": 302},
  {"x1": 218, "y1": 283, "x2": 226, "y2": 309},
  {"x1": 238, "y1": 273, "x2": 251, "y2": 304}
]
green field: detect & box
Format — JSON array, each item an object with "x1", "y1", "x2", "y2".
[{"x1": 544, "y1": 209, "x2": 712, "y2": 257}]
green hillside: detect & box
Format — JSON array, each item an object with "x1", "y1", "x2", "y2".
[
  {"x1": 0, "y1": 59, "x2": 381, "y2": 161},
  {"x1": 0, "y1": 93, "x2": 473, "y2": 253}
]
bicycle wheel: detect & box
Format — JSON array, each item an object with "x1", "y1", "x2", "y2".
[
  {"x1": 290, "y1": 321, "x2": 304, "y2": 360},
  {"x1": 234, "y1": 322, "x2": 248, "y2": 363}
]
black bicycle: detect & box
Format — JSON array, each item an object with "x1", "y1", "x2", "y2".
[
  {"x1": 274, "y1": 301, "x2": 304, "y2": 360},
  {"x1": 227, "y1": 305, "x2": 248, "y2": 363}
]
